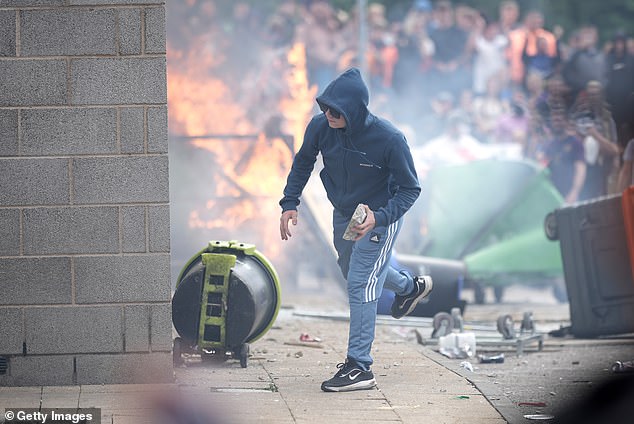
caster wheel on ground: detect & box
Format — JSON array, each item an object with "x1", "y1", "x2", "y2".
[
  {"x1": 432, "y1": 312, "x2": 454, "y2": 338},
  {"x1": 173, "y1": 337, "x2": 184, "y2": 366},
  {"x1": 497, "y1": 314, "x2": 516, "y2": 340},
  {"x1": 238, "y1": 343, "x2": 249, "y2": 368},
  {"x1": 544, "y1": 212, "x2": 559, "y2": 241}
]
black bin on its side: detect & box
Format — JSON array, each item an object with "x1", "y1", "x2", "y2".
[
  {"x1": 172, "y1": 240, "x2": 281, "y2": 367},
  {"x1": 546, "y1": 194, "x2": 634, "y2": 337}
]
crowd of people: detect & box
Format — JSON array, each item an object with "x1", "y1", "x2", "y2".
[{"x1": 169, "y1": 0, "x2": 634, "y2": 203}]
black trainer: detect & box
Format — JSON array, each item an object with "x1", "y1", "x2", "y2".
[
  {"x1": 320, "y1": 359, "x2": 376, "y2": 392},
  {"x1": 391, "y1": 275, "x2": 433, "y2": 319}
]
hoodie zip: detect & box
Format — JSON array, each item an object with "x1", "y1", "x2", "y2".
[{"x1": 338, "y1": 129, "x2": 350, "y2": 209}]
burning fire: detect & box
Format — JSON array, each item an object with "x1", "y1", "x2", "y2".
[
  {"x1": 167, "y1": 46, "x2": 253, "y2": 136},
  {"x1": 168, "y1": 38, "x2": 316, "y2": 260},
  {"x1": 281, "y1": 43, "x2": 319, "y2": 151}
]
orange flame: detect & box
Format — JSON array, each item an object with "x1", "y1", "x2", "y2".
[
  {"x1": 167, "y1": 44, "x2": 253, "y2": 136},
  {"x1": 281, "y1": 43, "x2": 319, "y2": 151},
  {"x1": 168, "y1": 38, "x2": 315, "y2": 261}
]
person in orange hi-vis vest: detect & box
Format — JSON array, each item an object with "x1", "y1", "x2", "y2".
[{"x1": 507, "y1": 10, "x2": 557, "y2": 86}]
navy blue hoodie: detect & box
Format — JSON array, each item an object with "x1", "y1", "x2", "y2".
[{"x1": 279, "y1": 68, "x2": 420, "y2": 228}]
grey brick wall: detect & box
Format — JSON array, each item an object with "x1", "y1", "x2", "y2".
[
  {"x1": 75, "y1": 352, "x2": 172, "y2": 385},
  {"x1": 0, "y1": 356, "x2": 75, "y2": 387},
  {"x1": 0, "y1": 158, "x2": 70, "y2": 205},
  {"x1": 21, "y1": 9, "x2": 117, "y2": 56},
  {"x1": 25, "y1": 306, "x2": 124, "y2": 354},
  {"x1": 0, "y1": 0, "x2": 171, "y2": 386},
  {"x1": 23, "y1": 207, "x2": 120, "y2": 254},
  {"x1": 145, "y1": 7, "x2": 166, "y2": 54},
  {"x1": 0, "y1": 109, "x2": 18, "y2": 156},
  {"x1": 72, "y1": 156, "x2": 169, "y2": 204},
  {"x1": 0, "y1": 10, "x2": 16, "y2": 57},
  {"x1": 122, "y1": 206, "x2": 146, "y2": 253},
  {"x1": 120, "y1": 107, "x2": 145, "y2": 154},
  {"x1": 0, "y1": 209, "x2": 21, "y2": 255},
  {"x1": 0, "y1": 60, "x2": 67, "y2": 106},
  {"x1": 0, "y1": 308, "x2": 23, "y2": 355},
  {"x1": 71, "y1": 58, "x2": 167, "y2": 105},
  {"x1": 118, "y1": 8, "x2": 142, "y2": 55},
  {"x1": 148, "y1": 106, "x2": 169, "y2": 153},
  {"x1": 74, "y1": 254, "x2": 171, "y2": 303},
  {"x1": 124, "y1": 305, "x2": 149, "y2": 352},
  {"x1": 0, "y1": 257, "x2": 72, "y2": 305},
  {"x1": 21, "y1": 108, "x2": 118, "y2": 155}
]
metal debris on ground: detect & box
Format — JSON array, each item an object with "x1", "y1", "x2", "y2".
[
  {"x1": 548, "y1": 325, "x2": 572, "y2": 337},
  {"x1": 518, "y1": 402, "x2": 547, "y2": 407},
  {"x1": 299, "y1": 333, "x2": 322, "y2": 342},
  {"x1": 460, "y1": 361, "x2": 474, "y2": 372},
  {"x1": 523, "y1": 414, "x2": 555, "y2": 420},
  {"x1": 284, "y1": 334, "x2": 324, "y2": 348},
  {"x1": 438, "y1": 332, "x2": 476, "y2": 359},
  {"x1": 478, "y1": 353, "x2": 505, "y2": 364},
  {"x1": 283, "y1": 341, "x2": 324, "y2": 348},
  {"x1": 294, "y1": 308, "x2": 545, "y2": 356},
  {"x1": 428, "y1": 310, "x2": 544, "y2": 356},
  {"x1": 612, "y1": 360, "x2": 634, "y2": 373},
  {"x1": 474, "y1": 313, "x2": 544, "y2": 356}
]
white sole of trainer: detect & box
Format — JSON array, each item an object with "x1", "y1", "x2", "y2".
[
  {"x1": 403, "y1": 276, "x2": 433, "y2": 317},
  {"x1": 322, "y1": 378, "x2": 377, "y2": 392}
]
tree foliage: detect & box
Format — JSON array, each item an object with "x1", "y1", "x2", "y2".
[
  {"x1": 215, "y1": 0, "x2": 633, "y2": 42},
  {"x1": 541, "y1": 0, "x2": 634, "y2": 41}
]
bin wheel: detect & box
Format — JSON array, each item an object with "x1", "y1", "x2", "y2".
[
  {"x1": 544, "y1": 212, "x2": 559, "y2": 241},
  {"x1": 173, "y1": 337, "x2": 183, "y2": 366},
  {"x1": 432, "y1": 312, "x2": 454, "y2": 338},
  {"x1": 497, "y1": 314, "x2": 516, "y2": 339},
  {"x1": 239, "y1": 344, "x2": 249, "y2": 368}
]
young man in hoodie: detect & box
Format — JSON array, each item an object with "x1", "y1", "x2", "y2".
[{"x1": 279, "y1": 68, "x2": 433, "y2": 392}]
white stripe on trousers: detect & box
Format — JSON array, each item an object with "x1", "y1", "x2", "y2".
[{"x1": 364, "y1": 220, "x2": 399, "y2": 302}]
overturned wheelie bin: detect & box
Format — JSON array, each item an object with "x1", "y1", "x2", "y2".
[
  {"x1": 396, "y1": 158, "x2": 565, "y2": 305},
  {"x1": 172, "y1": 240, "x2": 281, "y2": 368}
]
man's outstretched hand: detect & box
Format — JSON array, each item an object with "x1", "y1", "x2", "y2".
[{"x1": 280, "y1": 210, "x2": 298, "y2": 240}]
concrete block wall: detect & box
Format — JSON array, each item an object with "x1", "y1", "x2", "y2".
[{"x1": 0, "y1": 0, "x2": 171, "y2": 386}]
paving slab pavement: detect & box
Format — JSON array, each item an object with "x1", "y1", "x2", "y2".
[
  {"x1": 6, "y1": 267, "x2": 634, "y2": 423},
  {"x1": 0, "y1": 299, "x2": 506, "y2": 424},
  {"x1": 165, "y1": 311, "x2": 505, "y2": 424}
]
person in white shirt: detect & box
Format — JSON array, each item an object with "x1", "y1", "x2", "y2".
[
  {"x1": 413, "y1": 110, "x2": 521, "y2": 177},
  {"x1": 472, "y1": 19, "x2": 508, "y2": 95}
]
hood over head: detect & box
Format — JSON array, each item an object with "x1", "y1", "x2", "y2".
[{"x1": 316, "y1": 68, "x2": 370, "y2": 133}]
